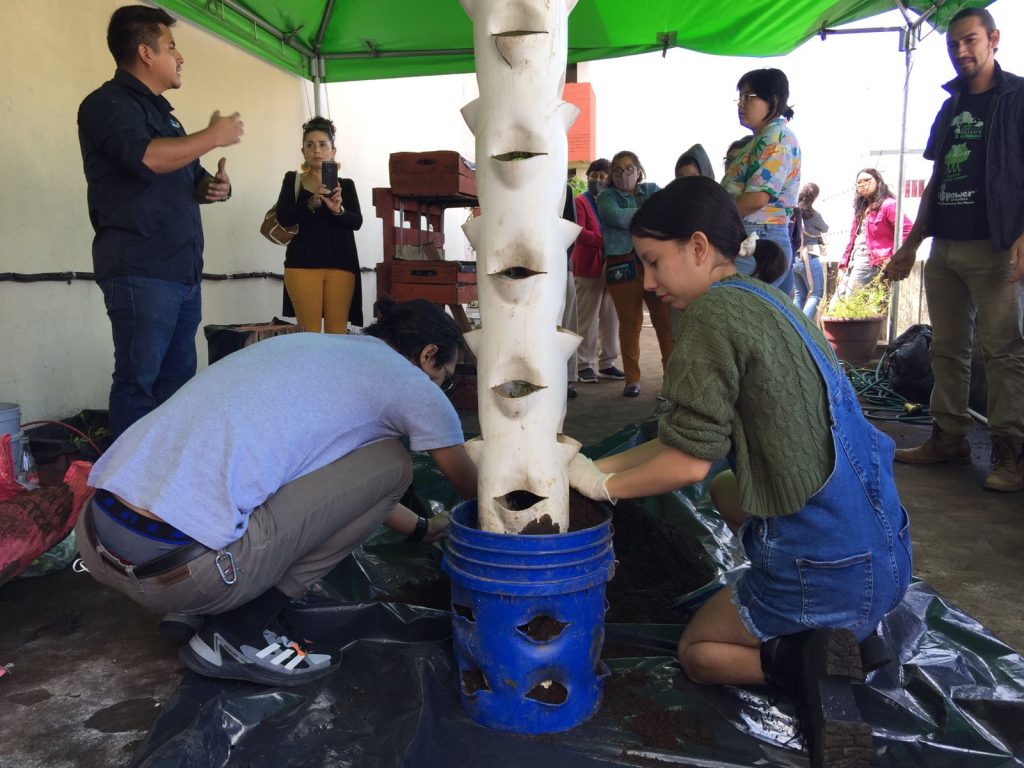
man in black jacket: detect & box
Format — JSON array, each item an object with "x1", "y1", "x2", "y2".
[
  {"x1": 886, "y1": 7, "x2": 1024, "y2": 493},
  {"x1": 78, "y1": 6, "x2": 244, "y2": 436}
]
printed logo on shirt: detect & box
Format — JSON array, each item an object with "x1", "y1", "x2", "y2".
[
  {"x1": 950, "y1": 110, "x2": 984, "y2": 141},
  {"x1": 936, "y1": 184, "x2": 977, "y2": 206},
  {"x1": 943, "y1": 143, "x2": 971, "y2": 180},
  {"x1": 169, "y1": 117, "x2": 182, "y2": 130}
]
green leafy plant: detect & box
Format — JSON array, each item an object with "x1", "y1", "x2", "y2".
[
  {"x1": 824, "y1": 273, "x2": 891, "y2": 319},
  {"x1": 568, "y1": 175, "x2": 587, "y2": 196}
]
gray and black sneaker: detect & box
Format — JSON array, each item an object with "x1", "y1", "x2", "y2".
[
  {"x1": 179, "y1": 626, "x2": 338, "y2": 687},
  {"x1": 157, "y1": 613, "x2": 204, "y2": 644}
]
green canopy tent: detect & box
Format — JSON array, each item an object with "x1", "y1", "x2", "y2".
[
  {"x1": 158, "y1": 0, "x2": 986, "y2": 85},
  {"x1": 160, "y1": 0, "x2": 993, "y2": 337}
]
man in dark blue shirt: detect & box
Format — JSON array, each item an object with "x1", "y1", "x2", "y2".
[
  {"x1": 886, "y1": 7, "x2": 1024, "y2": 493},
  {"x1": 78, "y1": 5, "x2": 244, "y2": 437}
]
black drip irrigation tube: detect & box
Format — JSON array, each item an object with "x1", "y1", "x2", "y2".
[{"x1": 0, "y1": 271, "x2": 285, "y2": 283}]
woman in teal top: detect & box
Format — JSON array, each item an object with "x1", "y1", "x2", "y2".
[{"x1": 596, "y1": 150, "x2": 674, "y2": 397}]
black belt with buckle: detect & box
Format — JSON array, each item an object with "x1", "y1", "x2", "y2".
[{"x1": 84, "y1": 501, "x2": 210, "y2": 579}]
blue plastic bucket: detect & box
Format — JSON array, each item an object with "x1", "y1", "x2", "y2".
[
  {"x1": 0, "y1": 403, "x2": 22, "y2": 475},
  {"x1": 443, "y1": 499, "x2": 614, "y2": 734}
]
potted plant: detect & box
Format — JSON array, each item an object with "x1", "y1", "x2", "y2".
[{"x1": 820, "y1": 274, "x2": 891, "y2": 365}]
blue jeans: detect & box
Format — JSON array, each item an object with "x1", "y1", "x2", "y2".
[
  {"x1": 738, "y1": 222, "x2": 794, "y2": 297},
  {"x1": 100, "y1": 275, "x2": 202, "y2": 437},
  {"x1": 792, "y1": 253, "x2": 824, "y2": 318},
  {"x1": 714, "y1": 280, "x2": 912, "y2": 642}
]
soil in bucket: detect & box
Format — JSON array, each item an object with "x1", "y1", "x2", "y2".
[{"x1": 375, "y1": 493, "x2": 714, "y2": 625}]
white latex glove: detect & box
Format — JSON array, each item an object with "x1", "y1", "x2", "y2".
[{"x1": 568, "y1": 453, "x2": 616, "y2": 503}]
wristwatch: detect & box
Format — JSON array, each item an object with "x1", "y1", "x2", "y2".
[{"x1": 405, "y1": 516, "x2": 429, "y2": 542}]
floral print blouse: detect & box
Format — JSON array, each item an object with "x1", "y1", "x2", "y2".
[{"x1": 721, "y1": 118, "x2": 801, "y2": 227}]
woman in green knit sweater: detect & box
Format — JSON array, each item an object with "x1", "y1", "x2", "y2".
[{"x1": 569, "y1": 176, "x2": 911, "y2": 768}]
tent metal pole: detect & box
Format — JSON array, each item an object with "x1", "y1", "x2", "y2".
[
  {"x1": 890, "y1": 29, "x2": 915, "y2": 342},
  {"x1": 217, "y1": 0, "x2": 316, "y2": 58},
  {"x1": 312, "y1": 57, "x2": 325, "y2": 116},
  {"x1": 889, "y1": 0, "x2": 942, "y2": 341}
]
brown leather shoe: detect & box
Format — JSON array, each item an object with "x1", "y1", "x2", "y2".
[
  {"x1": 984, "y1": 436, "x2": 1023, "y2": 493},
  {"x1": 894, "y1": 425, "x2": 971, "y2": 465}
]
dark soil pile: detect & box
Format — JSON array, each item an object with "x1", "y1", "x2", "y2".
[
  {"x1": 375, "y1": 495, "x2": 713, "y2": 625},
  {"x1": 603, "y1": 499, "x2": 714, "y2": 624},
  {"x1": 603, "y1": 669, "x2": 715, "y2": 751}
]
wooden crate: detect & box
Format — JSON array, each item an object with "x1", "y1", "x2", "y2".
[
  {"x1": 391, "y1": 260, "x2": 476, "y2": 285},
  {"x1": 389, "y1": 151, "x2": 477, "y2": 197},
  {"x1": 391, "y1": 260, "x2": 477, "y2": 305}
]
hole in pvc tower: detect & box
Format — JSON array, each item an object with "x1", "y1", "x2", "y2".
[
  {"x1": 517, "y1": 615, "x2": 568, "y2": 642},
  {"x1": 453, "y1": 602, "x2": 475, "y2": 622},
  {"x1": 462, "y1": 668, "x2": 490, "y2": 695},
  {"x1": 494, "y1": 266, "x2": 543, "y2": 280},
  {"x1": 493, "y1": 151, "x2": 546, "y2": 162},
  {"x1": 493, "y1": 30, "x2": 547, "y2": 38},
  {"x1": 525, "y1": 680, "x2": 568, "y2": 705},
  {"x1": 493, "y1": 380, "x2": 544, "y2": 399},
  {"x1": 498, "y1": 490, "x2": 547, "y2": 511}
]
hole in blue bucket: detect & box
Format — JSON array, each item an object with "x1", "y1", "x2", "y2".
[
  {"x1": 517, "y1": 615, "x2": 567, "y2": 642},
  {"x1": 525, "y1": 680, "x2": 567, "y2": 705},
  {"x1": 453, "y1": 603, "x2": 475, "y2": 622},
  {"x1": 461, "y1": 669, "x2": 490, "y2": 695}
]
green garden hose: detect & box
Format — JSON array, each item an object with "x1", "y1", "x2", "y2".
[{"x1": 839, "y1": 354, "x2": 933, "y2": 425}]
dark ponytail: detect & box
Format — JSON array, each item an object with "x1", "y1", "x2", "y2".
[
  {"x1": 630, "y1": 177, "x2": 787, "y2": 286},
  {"x1": 363, "y1": 297, "x2": 462, "y2": 365},
  {"x1": 750, "y1": 240, "x2": 787, "y2": 285}
]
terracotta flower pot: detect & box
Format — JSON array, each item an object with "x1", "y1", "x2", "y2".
[{"x1": 820, "y1": 315, "x2": 886, "y2": 366}]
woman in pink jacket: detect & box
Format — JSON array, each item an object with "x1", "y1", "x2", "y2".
[{"x1": 832, "y1": 168, "x2": 912, "y2": 303}]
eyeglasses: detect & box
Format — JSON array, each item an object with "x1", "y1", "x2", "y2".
[
  {"x1": 441, "y1": 376, "x2": 456, "y2": 394},
  {"x1": 611, "y1": 165, "x2": 638, "y2": 177},
  {"x1": 734, "y1": 92, "x2": 760, "y2": 105}
]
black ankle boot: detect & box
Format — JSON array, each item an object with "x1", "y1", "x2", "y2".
[
  {"x1": 761, "y1": 629, "x2": 873, "y2": 768},
  {"x1": 859, "y1": 631, "x2": 892, "y2": 675}
]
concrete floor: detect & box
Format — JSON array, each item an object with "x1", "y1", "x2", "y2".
[{"x1": 1, "y1": 323, "x2": 1021, "y2": 768}]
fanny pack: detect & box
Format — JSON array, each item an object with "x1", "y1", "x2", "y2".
[{"x1": 606, "y1": 253, "x2": 638, "y2": 284}]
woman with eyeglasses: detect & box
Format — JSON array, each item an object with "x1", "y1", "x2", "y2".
[
  {"x1": 722, "y1": 68, "x2": 802, "y2": 298},
  {"x1": 76, "y1": 297, "x2": 477, "y2": 688},
  {"x1": 596, "y1": 150, "x2": 675, "y2": 397},
  {"x1": 831, "y1": 168, "x2": 912, "y2": 306}
]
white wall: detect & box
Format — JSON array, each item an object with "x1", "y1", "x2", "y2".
[{"x1": 0, "y1": 0, "x2": 307, "y2": 421}]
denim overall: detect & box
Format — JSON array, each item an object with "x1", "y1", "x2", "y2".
[{"x1": 716, "y1": 280, "x2": 912, "y2": 642}]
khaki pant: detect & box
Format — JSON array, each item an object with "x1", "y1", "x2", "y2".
[
  {"x1": 926, "y1": 239, "x2": 1024, "y2": 440},
  {"x1": 75, "y1": 440, "x2": 412, "y2": 615},
  {"x1": 604, "y1": 257, "x2": 674, "y2": 385},
  {"x1": 574, "y1": 273, "x2": 620, "y2": 371}
]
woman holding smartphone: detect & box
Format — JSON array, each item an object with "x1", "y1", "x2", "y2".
[{"x1": 275, "y1": 117, "x2": 363, "y2": 333}]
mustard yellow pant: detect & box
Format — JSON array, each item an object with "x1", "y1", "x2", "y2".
[{"x1": 284, "y1": 268, "x2": 356, "y2": 334}]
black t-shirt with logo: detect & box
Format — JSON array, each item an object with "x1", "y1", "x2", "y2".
[{"x1": 931, "y1": 88, "x2": 994, "y2": 241}]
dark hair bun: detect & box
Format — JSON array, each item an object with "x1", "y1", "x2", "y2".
[
  {"x1": 302, "y1": 116, "x2": 336, "y2": 139},
  {"x1": 373, "y1": 295, "x2": 398, "y2": 319}
]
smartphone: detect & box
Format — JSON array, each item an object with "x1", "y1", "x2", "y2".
[{"x1": 321, "y1": 160, "x2": 339, "y2": 191}]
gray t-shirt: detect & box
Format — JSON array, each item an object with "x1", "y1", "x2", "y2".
[{"x1": 89, "y1": 333, "x2": 464, "y2": 549}]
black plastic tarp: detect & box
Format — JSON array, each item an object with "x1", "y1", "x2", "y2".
[{"x1": 130, "y1": 425, "x2": 1024, "y2": 768}]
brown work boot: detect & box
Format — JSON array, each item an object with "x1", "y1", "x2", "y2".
[
  {"x1": 984, "y1": 436, "x2": 1023, "y2": 493},
  {"x1": 894, "y1": 425, "x2": 971, "y2": 465}
]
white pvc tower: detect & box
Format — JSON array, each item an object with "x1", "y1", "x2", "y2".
[{"x1": 460, "y1": 0, "x2": 583, "y2": 534}]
